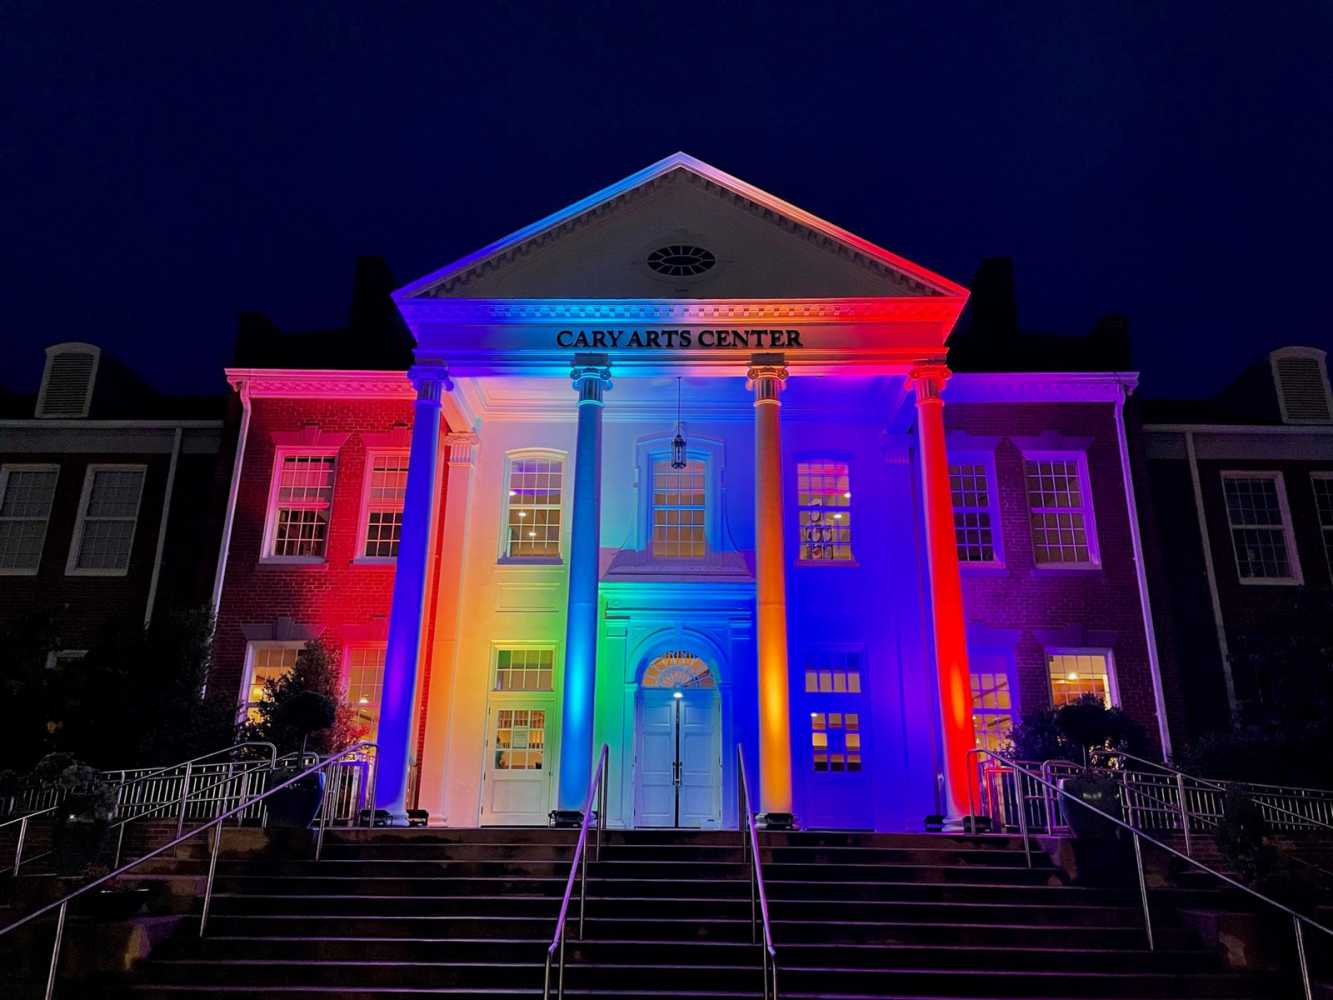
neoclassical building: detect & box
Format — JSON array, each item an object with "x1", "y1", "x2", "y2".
[{"x1": 211, "y1": 154, "x2": 1167, "y2": 830}]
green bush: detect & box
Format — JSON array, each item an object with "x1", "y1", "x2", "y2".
[{"x1": 1007, "y1": 694, "x2": 1148, "y2": 764}]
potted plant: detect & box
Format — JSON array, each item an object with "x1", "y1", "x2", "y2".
[
  {"x1": 37, "y1": 756, "x2": 119, "y2": 874},
  {"x1": 264, "y1": 690, "x2": 336, "y2": 828}
]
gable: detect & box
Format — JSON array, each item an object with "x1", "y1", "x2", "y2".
[{"x1": 401, "y1": 155, "x2": 963, "y2": 302}]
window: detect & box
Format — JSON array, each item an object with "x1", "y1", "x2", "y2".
[
  {"x1": 1047, "y1": 651, "x2": 1115, "y2": 708},
  {"x1": 1222, "y1": 473, "x2": 1299, "y2": 583},
  {"x1": 1313, "y1": 475, "x2": 1333, "y2": 583},
  {"x1": 493, "y1": 709, "x2": 546, "y2": 770},
  {"x1": 811, "y1": 712, "x2": 861, "y2": 771},
  {"x1": 642, "y1": 651, "x2": 714, "y2": 689},
  {"x1": 268, "y1": 454, "x2": 336, "y2": 559},
  {"x1": 346, "y1": 645, "x2": 385, "y2": 737},
  {"x1": 361, "y1": 452, "x2": 408, "y2": 559},
  {"x1": 503, "y1": 454, "x2": 563, "y2": 559},
  {"x1": 652, "y1": 459, "x2": 706, "y2": 558},
  {"x1": 245, "y1": 645, "x2": 300, "y2": 723},
  {"x1": 971, "y1": 671, "x2": 1014, "y2": 752},
  {"x1": 1024, "y1": 456, "x2": 1097, "y2": 566},
  {"x1": 0, "y1": 465, "x2": 58, "y2": 573},
  {"x1": 796, "y1": 461, "x2": 853, "y2": 561},
  {"x1": 950, "y1": 462, "x2": 999, "y2": 564},
  {"x1": 494, "y1": 648, "x2": 555, "y2": 692},
  {"x1": 804, "y1": 665, "x2": 862, "y2": 694},
  {"x1": 68, "y1": 465, "x2": 145, "y2": 574}
]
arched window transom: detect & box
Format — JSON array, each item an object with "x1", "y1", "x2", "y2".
[{"x1": 641, "y1": 651, "x2": 715, "y2": 689}]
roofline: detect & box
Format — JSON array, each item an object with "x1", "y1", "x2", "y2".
[
  {"x1": 1142, "y1": 422, "x2": 1333, "y2": 435},
  {"x1": 393, "y1": 152, "x2": 970, "y2": 301}
]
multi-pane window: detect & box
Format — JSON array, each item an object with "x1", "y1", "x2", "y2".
[
  {"x1": 796, "y1": 461, "x2": 853, "y2": 561},
  {"x1": 1223, "y1": 474, "x2": 1297, "y2": 582},
  {"x1": 951, "y1": 462, "x2": 997, "y2": 563},
  {"x1": 804, "y1": 665, "x2": 863, "y2": 694},
  {"x1": 971, "y1": 671, "x2": 1014, "y2": 752},
  {"x1": 363, "y1": 453, "x2": 408, "y2": 558},
  {"x1": 346, "y1": 645, "x2": 385, "y2": 736},
  {"x1": 495, "y1": 648, "x2": 555, "y2": 692},
  {"x1": 0, "y1": 466, "x2": 58, "y2": 572},
  {"x1": 811, "y1": 712, "x2": 861, "y2": 771},
  {"x1": 652, "y1": 459, "x2": 706, "y2": 559},
  {"x1": 1024, "y1": 457, "x2": 1095, "y2": 565},
  {"x1": 1313, "y1": 475, "x2": 1333, "y2": 582},
  {"x1": 493, "y1": 709, "x2": 546, "y2": 770},
  {"x1": 505, "y1": 456, "x2": 563, "y2": 558},
  {"x1": 71, "y1": 466, "x2": 145, "y2": 572},
  {"x1": 1048, "y1": 652, "x2": 1114, "y2": 708},
  {"x1": 246, "y1": 645, "x2": 299, "y2": 723},
  {"x1": 271, "y1": 455, "x2": 336, "y2": 558}
]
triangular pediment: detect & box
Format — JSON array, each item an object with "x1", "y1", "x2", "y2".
[{"x1": 398, "y1": 153, "x2": 964, "y2": 302}]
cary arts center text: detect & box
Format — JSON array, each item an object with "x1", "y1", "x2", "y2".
[{"x1": 556, "y1": 329, "x2": 803, "y2": 350}]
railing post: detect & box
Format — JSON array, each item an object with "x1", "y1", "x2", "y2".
[
  {"x1": 558, "y1": 930, "x2": 566, "y2": 1000},
  {"x1": 198, "y1": 820, "x2": 224, "y2": 937},
  {"x1": 578, "y1": 823, "x2": 589, "y2": 940},
  {"x1": 1293, "y1": 913, "x2": 1312, "y2": 1000},
  {"x1": 1132, "y1": 831, "x2": 1154, "y2": 951},
  {"x1": 113, "y1": 819, "x2": 127, "y2": 869},
  {"x1": 15, "y1": 815, "x2": 28, "y2": 875},
  {"x1": 1175, "y1": 772, "x2": 1193, "y2": 857},
  {"x1": 175, "y1": 762, "x2": 193, "y2": 838},
  {"x1": 43, "y1": 899, "x2": 68, "y2": 1000},
  {"x1": 315, "y1": 759, "x2": 336, "y2": 861},
  {"x1": 1015, "y1": 770, "x2": 1032, "y2": 868}
]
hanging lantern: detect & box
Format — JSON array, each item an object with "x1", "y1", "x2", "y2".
[{"x1": 670, "y1": 376, "x2": 688, "y2": 469}]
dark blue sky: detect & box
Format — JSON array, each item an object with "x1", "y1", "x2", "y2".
[{"x1": 3, "y1": 2, "x2": 1330, "y2": 398}]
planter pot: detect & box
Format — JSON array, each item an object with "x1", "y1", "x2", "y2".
[
  {"x1": 52, "y1": 801, "x2": 109, "y2": 874},
  {"x1": 86, "y1": 886, "x2": 154, "y2": 920},
  {"x1": 265, "y1": 771, "x2": 326, "y2": 829},
  {"x1": 1059, "y1": 776, "x2": 1124, "y2": 840}
]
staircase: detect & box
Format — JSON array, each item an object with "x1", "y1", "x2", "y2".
[{"x1": 20, "y1": 827, "x2": 1295, "y2": 998}]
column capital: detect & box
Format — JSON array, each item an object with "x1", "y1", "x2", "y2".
[
  {"x1": 746, "y1": 353, "x2": 788, "y2": 403},
  {"x1": 408, "y1": 364, "x2": 453, "y2": 399},
  {"x1": 570, "y1": 354, "x2": 612, "y2": 405},
  {"x1": 908, "y1": 360, "x2": 951, "y2": 402},
  {"x1": 444, "y1": 431, "x2": 480, "y2": 467}
]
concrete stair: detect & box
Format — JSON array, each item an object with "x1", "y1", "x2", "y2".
[{"x1": 5, "y1": 827, "x2": 1307, "y2": 998}]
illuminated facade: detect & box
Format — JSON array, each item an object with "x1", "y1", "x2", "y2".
[{"x1": 211, "y1": 154, "x2": 1167, "y2": 829}]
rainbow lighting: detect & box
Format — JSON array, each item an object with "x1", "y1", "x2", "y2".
[{"x1": 218, "y1": 153, "x2": 1167, "y2": 832}]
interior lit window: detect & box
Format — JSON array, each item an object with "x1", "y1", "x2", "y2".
[
  {"x1": 270, "y1": 454, "x2": 336, "y2": 559},
  {"x1": 494, "y1": 709, "x2": 546, "y2": 770},
  {"x1": 971, "y1": 671, "x2": 1014, "y2": 752},
  {"x1": 1047, "y1": 651, "x2": 1114, "y2": 708},
  {"x1": 811, "y1": 711, "x2": 861, "y2": 772},
  {"x1": 346, "y1": 645, "x2": 386, "y2": 737},
  {"x1": 494, "y1": 648, "x2": 555, "y2": 692},
  {"x1": 796, "y1": 461, "x2": 853, "y2": 561},
  {"x1": 504, "y1": 455, "x2": 563, "y2": 559},
  {"x1": 652, "y1": 459, "x2": 706, "y2": 558},
  {"x1": 246, "y1": 645, "x2": 300, "y2": 723}
]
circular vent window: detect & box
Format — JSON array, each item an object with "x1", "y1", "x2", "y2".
[{"x1": 647, "y1": 244, "x2": 716, "y2": 277}]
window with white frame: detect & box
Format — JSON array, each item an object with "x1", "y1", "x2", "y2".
[
  {"x1": 494, "y1": 648, "x2": 555, "y2": 692},
  {"x1": 811, "y1": 711, "x2": 862, "y2": 771},
  {"x1": 346, "y1": 645, "x2": 385, "y2": 737},
  {"x1": 796, "y1": 460, "x2": 853, "y2": 561},
  {"x1": 0, "y1": 465, "x2": 58, "y2": 573},
  {"x1": 493, "y1": 709, "x2": 546, "y2": 770},
  {"x1": 1047, "y1": 651, "x2": 1115, "y2": 708},
  {"x1": 1023, "y1": 456, "x2": 1097, "y2": 566},
  {"x1": 245, "y1": 644, "x2": 300, "y2": 723},
  {"x1": 68, "y1": 465, "x2": 145, "y2": 573},
  {"x1": 1222, "y1": 473, "x2": 1299, "y2": 582},
  {"x1": 269, "y1": 454, "x2": 336, "y2": 559},
  {"x1": 971, "y1": 670, "x2": 1014, "y2": 752},
  {"x1": 950, "y1": 461, "x2": 999, "y2": 563},
  {"x1": 361, "y1": 452, "x2": 408, "y2": 559},
  {"x1": 503, "y1": 454, "x2": 563, "y2": 559},
  {"x1": 1312, "y1": 474, "x2": 1333, "y2": 582},
  {"x1": 652, "y1": 458, "x2": 706, "y2": 559}
]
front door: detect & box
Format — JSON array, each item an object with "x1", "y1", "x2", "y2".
[{"x1": 634, "y1": 688, "x2": 721, "y2": 828}]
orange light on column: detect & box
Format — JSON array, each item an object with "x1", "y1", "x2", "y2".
[{"x1": 910, "y1": 362, "x2": 978, "y2": 820}]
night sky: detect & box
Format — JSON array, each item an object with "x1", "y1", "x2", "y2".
[{"x1": 3, "y1": 2, "x2": 1330, "y2": 399}]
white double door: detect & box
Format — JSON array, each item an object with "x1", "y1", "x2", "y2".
[{"x1": 634, "y1": 688, "x2": 722, "y2": 828}]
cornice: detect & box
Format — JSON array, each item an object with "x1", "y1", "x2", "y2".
[
  {"x1": 225, "y1": 369, "x2": 415, "y2": 400},
  {"x1": 397, "y1": 296, "x2": 961, "y2": 325},
  {"x1": 942, "y1": 372, "x2": 1138, "y2": 405}
]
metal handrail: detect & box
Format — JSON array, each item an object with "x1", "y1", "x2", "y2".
[
  {"x1": 0, "y1": 739, "x2": 377, "y2": 1000},
  {"x1": 737, "y1": 744, "x2": 778, "y2": 1000},
  {"x1": 0, "y1": 806, "x2": 58, "y2": 877},
  {"x1": 967, "y1": 747, "x2": 1331, "y2": 1000},
  {"x1": 543, "y1": 743, "x2": 609, "y2": 1000}
]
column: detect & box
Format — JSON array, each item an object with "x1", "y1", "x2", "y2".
[
  {"x1": 376, "y1": 368, "x2": 449, "y2": 818},
  {"x1": 554, "y1": 355, "x2": 612, "y2": 822},
  {"x1": 748, "y1": 355, "x2": 794, "y2": 826},
  {"x1": 910, "y1": 361, "x2": 977, "y2": 820},
  {"x1": 416, "y1": 431, "x2": 479, "y2": 823}
]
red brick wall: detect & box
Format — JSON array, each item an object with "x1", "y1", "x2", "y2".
[{"x1": 947, "y1": 402, "x2": 1161, "y2": 751}]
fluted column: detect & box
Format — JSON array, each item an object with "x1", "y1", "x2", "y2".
[
  {"x1": 554, "y1": 355, "x2": 612, "y2": 821},
  {"x1": 910, "y1": 361, "x2": 977, "y2": 820},
  {"x1": 377, "y1": 367, "x2": 450, "y2": 818},
  {"x1": 748, "y1": 355, "x2": 794, "y2": 825}
]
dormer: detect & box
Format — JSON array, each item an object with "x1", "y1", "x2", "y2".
[
  {"x1": 1270, "y1": 346, "x2": 1332, "y2": 425},
  {"x1": 35, "y1": 343, "x2": 100, "y2": 418}
]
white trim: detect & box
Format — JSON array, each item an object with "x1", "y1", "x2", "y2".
[
  {"x1": 354, "y1": 447, "x2": 410, "y2": 564},
  {"x1": 1018, "y1": 449, "x2": 1102, "y2": 569},
  {"x1": 260, "y1": 448, "x2": 340, "y2": 564},
  {"x1": 497, "y1": 449, "x2": 568, "y2": 563},
  {"x1": 1219, "y1": 470, "x2": 1303, "y2": 586},
  {"x1": 1270, "y1": 346, "x2": 1332, "y2": 425},
  {"x1": 947, "y1": 450, "x2": 1005, "y2": 570},
  {"x1": 0, "y1": 419, "x2": 224, "y2": 430},
  {"x1": 1184, "y1": 432, "x2": 1237, "y2": 720},
  {"x1": 0, "y1": 463, "x2": 60, "y2": 575},
  {"x1": 143, "y1": 427, "x2": 182, "y2": 626},
  {"x1": 1045, "y1": 647, "x2": 1120, "y2": 708},
  {"x1": 65, "y1": 463, "x2": 147, "y2": 577},
  {"x1": 36, "y1": 343, "x2": 100, "y2": 419},
  {"x1": 1144, "y1": 423, "x2": 1333, "y2": 435},
  {"x1": 239, "y1": 640, "x2": 306, "y2": 721}
]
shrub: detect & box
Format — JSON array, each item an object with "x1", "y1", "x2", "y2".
[{"x1": 1007, "y1": 694, "x2": 1148, "y2": 764}]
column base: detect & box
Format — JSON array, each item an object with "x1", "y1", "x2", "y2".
[
  {"x1": 358, "y1": 809, "x2": 430, "y2": 828},
  {"x1": 549, "y1": 809, "x2": 585, "y2": 828},
  {"x1": 757, "y1": 812, "x2": 797, "y2": 831},
  {"x1": 924, "y1": 814, "x2": 993, "y2": 833}
]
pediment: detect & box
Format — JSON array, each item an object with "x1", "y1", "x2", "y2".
[{"x1": 398, "y1": 154, "x2": 964, "y2": 302}]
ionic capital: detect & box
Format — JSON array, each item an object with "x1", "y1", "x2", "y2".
[
  {"x1": 408, "y1": 364, "x2": 453, "y2": 401},
  {"x1": 444, "y1": 431, "x2": 480, "y2": 467},
  {"x1": 746, "y1": 353, "x2": 789, "y2": 403},
  {"x1": 570, "y1": 353, "x2": 612, "y2": 405},
  {"x1": 908, "y1": 360, "x2": 951, "y2": 402}
]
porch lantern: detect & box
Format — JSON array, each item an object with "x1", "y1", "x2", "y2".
[{"x1": 670, "y1": 376, "x2": 688, "y2": 469}]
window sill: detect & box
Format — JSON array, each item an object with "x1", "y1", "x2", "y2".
[
  {"x1": 497, "y1": 556, "x2": 564, "y2": 567},
  {"x1": 352, "y1": 557, "x2": 397, "y2": 567},
  {"x1": 65, "y1": 567, "x2": 131, "y2": 578},
  {"x1": 1032, "y1": 563, "x2": 1102, "y2": 575},
  {"x1": 259, "y1": 557, "x2": 328, "y2": 567},
  {"x1": 0, "y1": 567, "x2": 39, "y2": 576},
  {"x1": 795, "y1": 559, "x2": 860, "y2": 568},
  {"x1": 960, "y1": 562, "x2": 1009, "y2": 576},
  {"x1": 1238, "y1": 577, "x2": 1303, "y2": 587}
]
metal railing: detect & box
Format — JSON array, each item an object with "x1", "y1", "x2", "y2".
[
  {"x1": 0, "y1": 740, "x2": 378, "y2": 1000},
  {"x1": 737, "y1": 744, "x2": 778, "y2": 1000},
  {"x1": 966, "y1": 747, "x2": 1332, "y2": 999},
  {"x1": 544, "y1": 744, "x2": 609, "y2": 1000}
]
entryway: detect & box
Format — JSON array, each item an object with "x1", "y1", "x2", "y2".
[{"x1": 633, "y1": 652, "x2": 722, "y2": 828}]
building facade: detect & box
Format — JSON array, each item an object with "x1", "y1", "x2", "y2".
[
  {"x1": 210, "y1": 154, "x2": 1168, "y2": 829},
  {"x1": 0, "y1": 342, "x2": 225, "y2": 659}
]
